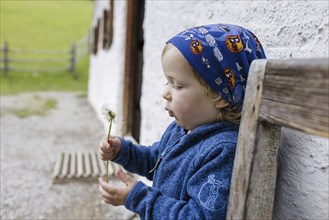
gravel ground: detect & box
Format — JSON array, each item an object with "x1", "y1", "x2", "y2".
[{"x1": 0, "y1": 92, "x2": 136, "y2": 219}]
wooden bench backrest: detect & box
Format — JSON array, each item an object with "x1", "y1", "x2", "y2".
[{"x1": 226, "y1": 58, "x2": 329, "y2": 219}]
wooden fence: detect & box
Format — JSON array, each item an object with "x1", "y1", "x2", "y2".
[{"x1": 0, "y1": 35, "x2": 90, "y2": 76}]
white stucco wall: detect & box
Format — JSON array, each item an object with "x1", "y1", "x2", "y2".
[
  {"x1": 88, "y1": 1, "x2": 328, "y2": 219},
  {"x1": 88, "y1": 0, "x2": 127, "y2": 134},
  {"x1": 141, "y1": 0, "x2": 329, "y2": 144}
]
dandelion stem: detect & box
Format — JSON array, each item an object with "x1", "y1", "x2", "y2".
[
  {"x1": 106, "y1": 119, "x2": 113, "y2": 182},
  {"x1": 102, "y1": 107, "x2": 116, "y2": 183},
  {"x1": 107, "y1": 119, "x2": 113, "y2": 141}
]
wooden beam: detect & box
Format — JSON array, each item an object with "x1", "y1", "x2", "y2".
[
  {"x1": 122, "y1": 0, "x2": 137, "y2": 136},
  {"x1": 122, "y1": 0, "x2": 144, "y2": 141},
  {"x1": 260, "y1": 58, "x2": 329, "y2": 137},
  {"x1": 226, "y1": 60, "x2": 281, "y2": 219}
]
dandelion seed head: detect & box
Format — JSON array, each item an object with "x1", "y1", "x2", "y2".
[{"x1": 101, "y1": 105, "x2": 116, "y2": 123}]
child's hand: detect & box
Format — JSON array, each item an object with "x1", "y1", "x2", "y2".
[
  {"x1": 99, "y1": 168, "x2": 137, "y2": 206},
  {"x1": 99, "y1": 136, "x2": 121, "y2": 161}
]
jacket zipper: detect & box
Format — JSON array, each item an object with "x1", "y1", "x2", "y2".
[{"x1": 149, "y1": 136, "x2": 182, "y2": 173}]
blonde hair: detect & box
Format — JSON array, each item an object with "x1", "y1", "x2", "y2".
[
  {"x1": 192, "y1": 70, "x2": 241, "y2": 124},
  {"x1": 162, "y1": 43, "x2": 241, "y2": 124}
]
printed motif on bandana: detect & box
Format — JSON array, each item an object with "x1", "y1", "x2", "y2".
[
  {"x1": 201, "y1": 56, "x2": 211, "y2": 68},
  {"x1": 224, "y1": 68, "x2": 236, "y2": 90},
  {"x1": 185, "y1": 33, "x2": 194, "y2": 41},
  {"x1": 252, "y1": 33, "x2": 262, "y2": 52},
  {"x1": 218, "y1": 24, "x2": 230, "y2": 32},
  {"x1": 244, "y1": 40, "x2": 252, "y2": 53},
  {"x1": 213, "y1": 47, "x2": 223, "y2": 62},
  {"x1": 180, "y1": 30, "x2": 189, "y2": 36},
  {"x1": 232, "y1": 93, "x2": 237, "y2": 101},
  {"x1": 240, "y1": 74, "x2": 246, "y2": 84},
  {"x1": 223, "y1": 87, "x2": 229, "y2": 95},
  {"x1": 252, "y1": 33, "x2": 261, "y2": 46},
  {"x1": 198, "y1": 27, "x2": 208, "y2": 34},
  {"x1": 190, "y1": 39, "x2": 203, "y2": 55},
  {"x1": 215, "y1": 77, "x2": 223, "y2": 86},
  {"x1": 205, "y1": 34, "x2": 217, "y2": 47},
  {"x1": 198, "y1": 175, "x2": 224, "y2": 211},
  {"x1": 235, "y1": 62, "x2": 243, "y2": 72},
  {"x1": 242, "y1": 31, "x2": 250, "y2": 40},
  {"x1": 225, "y1": 35, "x2": 243, "y2": 53}
]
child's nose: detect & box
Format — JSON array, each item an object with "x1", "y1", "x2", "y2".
[{"x1": 162, "y1": 87, "x2": 171, "y2": 101}]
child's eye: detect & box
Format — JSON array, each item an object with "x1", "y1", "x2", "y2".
[{"x1": 173, "y1": 84, "x2": 183, "y2": 90}]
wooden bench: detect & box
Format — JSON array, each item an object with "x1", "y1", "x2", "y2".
[{"x1": 226, "y1": 58, "x2": 329, "y2": 219}]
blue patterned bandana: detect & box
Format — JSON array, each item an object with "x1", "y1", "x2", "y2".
[{"x1": 167, "y1": 23, "x2": 266, "y2": 111}]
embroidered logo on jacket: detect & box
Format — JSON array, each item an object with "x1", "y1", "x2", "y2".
[{"x1": 198, "y1": 175, "x2": 224, "y2": 211}]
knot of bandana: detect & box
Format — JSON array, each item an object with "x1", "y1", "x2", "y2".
[{"x1": 167, "y1": 23, "x2": 266, "y2": 111}]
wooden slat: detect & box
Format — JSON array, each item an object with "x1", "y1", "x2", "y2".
[
  {"x1": 59, "y1": 152, "x2": 70, "y2": 178},
  {"x1": 90, "y1": 150, "x2": 100, "y2": 177},
  {"x1": 260, "y1": 58, "x2": 329, "y2": 137},
  {"x1": 83, "y1": 151, "x2": 92, "y2": 178},
  {"x1": 76, "y1": 151, "x2": 84, "y2": 178},
  {"x1": 67, "y1": 152, "x2": 76, "y2": 178},
  {"x1": 107, "y1": 160, "x2": 115, "y2": 177},
  {"x1": 245, "y1": 121, "x2": 281, "y2": 219},
  {"x1": 226, "y1": 59, "x2": 269, "y2": 219},
  {"x1": 52, "y1": 153, "x2": 63, "y2": 179},
  {"x1": 97, "y1": 152, "x2": 107, "y2": 177},
  {"x1": 52, "y1": 150, "x2": 120, "y2": 180}
]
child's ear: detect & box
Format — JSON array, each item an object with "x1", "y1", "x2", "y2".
[{"x1": 215, "y1": 99, "x2": 229, "y2": 109}]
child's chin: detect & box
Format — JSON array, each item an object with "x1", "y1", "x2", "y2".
[{"x1": 176, "y1": 120, "x2": 190, "y2": 131}]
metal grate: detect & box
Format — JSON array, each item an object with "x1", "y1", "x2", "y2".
[{"x1": 52, "y1": 150, "x2": 118, "y2": 180}]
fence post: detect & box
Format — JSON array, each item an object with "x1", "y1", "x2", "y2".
[
  {"x1": 3, "y1": 41, "x2": 9, "y2": 76},
  {"x1": 69, "y1": 43, "x2": 77, "y2": 77}
]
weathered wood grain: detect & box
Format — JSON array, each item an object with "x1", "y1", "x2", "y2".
[
  {"x1": 260, "y1": 58, "x2": 329, "y2": 137},
  {"x1": 91, "y1": 150, "x2": 100, "y2": 177},
  {"x1": 76, "y1": 151, "x2": 84, "y2": 178},
  {"x1": 226, "y1": 59, "x2": 268, "y2": 219},
  {"x1": 245, "y1": 121, "x2": 281, "y2": 219},
  {"x1": 83, "y1": 151, "x2": 92, "y2": 178},
  {"x1": 59, "y1": 152, "x2": 70, "y2": 178},
  {"x1": 52, "y1": 153, "x2": 63, "y2": 179},
  {"x1": 227, "y1": 58, "x2": 328, "y2": 220},
  {"x1": 67, "y1": 152, "x2": 76, "y2": 178}
]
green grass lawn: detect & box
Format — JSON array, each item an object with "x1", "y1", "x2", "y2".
[{"x1": 0, "y1": 0, "x2": 93, "y2": 95}]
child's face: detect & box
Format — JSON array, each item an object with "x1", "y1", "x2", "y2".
[{"x1": 161, "y1": 44, "x2": 219, "y2": 131}]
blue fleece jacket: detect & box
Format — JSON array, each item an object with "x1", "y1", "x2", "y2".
[{"x1": 114, "y1": 121, "x2": 239, "y2": 220}]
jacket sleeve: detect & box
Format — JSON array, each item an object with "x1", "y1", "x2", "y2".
[
  {"x1": 124, "y1": 142, "x2": 236, "y2": 220},
  {"x1": 113, "y1": 121, "x2": 178, "y2": 180},
  {"x1": 113, "y1": 138, "x2": 160, "y2": 180}
]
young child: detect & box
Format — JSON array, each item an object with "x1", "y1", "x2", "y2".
[{"x1": 98, "y1": 23, "x2": 266, "y2": 219}]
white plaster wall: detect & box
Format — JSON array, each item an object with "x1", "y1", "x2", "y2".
[
  {"x1": 141, "y1": 0, "x2": 329, "y2": 144},
  {"x1": 274, "y1": 128, "x2": 329, "y2": 219},
  {"x1": 88, "y1": 0, "x2": 328, "y2": 218},
  {"x1": 88, "y1": 0, "x2": 127, "y2": 134}
]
